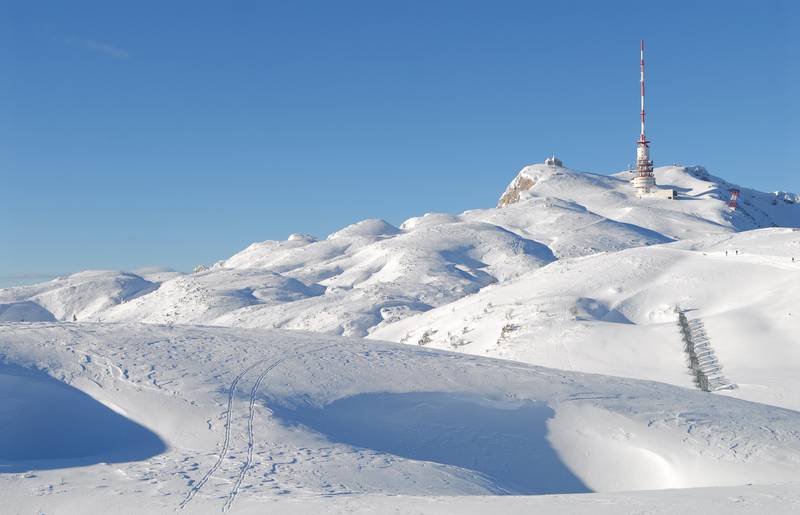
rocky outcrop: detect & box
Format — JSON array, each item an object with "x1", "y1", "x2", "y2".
[{"x1": 498, "y1": 175, "x2": 536, "y2": 208}]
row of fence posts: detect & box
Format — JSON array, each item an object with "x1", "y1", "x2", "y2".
[{"x1": 675, "y1": 307, "x2": 736, "y2": 392}]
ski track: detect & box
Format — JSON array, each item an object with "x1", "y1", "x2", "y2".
[
  {"x1": 222, "y1": 360, "x2": 279, "y2": 511},
  {"x1": 222, "y1": 343, "x2": 342, "y2": 512},
  {"x1": 178, "y1": 342, "x2": 342, "y2": 511},
  {"x1": 179, "y1": 361, "x2": 263, "y2": 509}
]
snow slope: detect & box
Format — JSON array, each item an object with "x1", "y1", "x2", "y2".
[
  {"x1": 95, "y1": 218, "x2": 555, "y2": 335},
  {"x1": 498, "y1": 164, "x2": 799, "y2": 238},
  {"x1": 372, "y1": 228, "x2": 800, "y2": 410},
  {"x1": 3, "y1": 163, "x2": 796, "y2": 337},
  {"x1": 2, "y1": 323, "x2": 800, "y2": 513},
  {"x1": 0, "y1": 270, "x2": 157, "y2": 322}
]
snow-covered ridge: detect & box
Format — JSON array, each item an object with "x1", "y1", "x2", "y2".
[
  {"x1": 1, "y1": 163, "x2": 797, "y2": 338},
  {"x1": 499, "y1": 163, "x2": 798, "y2": 237}
]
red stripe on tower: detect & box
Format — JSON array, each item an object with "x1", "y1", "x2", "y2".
[{"x1": 634, "y1": 39, "x2": 654, "y2": 188}]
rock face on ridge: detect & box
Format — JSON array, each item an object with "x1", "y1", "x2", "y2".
[{"x1": 499, "y1": 174, "x2": 537, "y2": 207}]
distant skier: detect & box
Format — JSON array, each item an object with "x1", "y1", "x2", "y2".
[
  {"x1": 725, "y1": 250, "x2": 728, "y2": 256},
  {"x1": 72, "y1": 314, "x2": 77, "y2": 322}
]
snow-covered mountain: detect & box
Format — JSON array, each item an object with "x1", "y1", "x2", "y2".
[
  {"x1": 3, "y1": 162, "x2": 797, "y2": 338},
  {"x1": 497, "y1": 164, "x2": 799, "y2": 238},
  {"x1": 2, "y1": 160, "x2": 800, "y2": 513}
]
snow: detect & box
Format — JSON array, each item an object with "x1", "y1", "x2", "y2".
[
  {"x1": 95, "y1": 217, "x2": 556, "y2": 336},
  {"x1": 0, "y1": 362, "x2": 165, "y2": 471},
  {"x1": 373, "y1": 228, "x2": 800, "y2": 410},
  {"x1": 0, "y1": 300, "x2": 56, "y2": 322},
  {"x1": 2, "y1": 323, "x2": 800, "y2": 513},
  {"x1": 4, "y1": 164, "x2": 796, "y2": 339},
  {"x1": 1, "y1": 161, "x2": 799, "y2": 512},
  {"x1": 0, "y1": 270, "x2": 156, "y2": 322}
]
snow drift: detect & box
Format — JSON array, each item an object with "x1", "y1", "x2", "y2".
[
  {"x1": 0, "y1": 362, "x2": 166, "y2": 472},
  {"x1": 2, "y1": 323, "x2": 800, "y2": 512}
]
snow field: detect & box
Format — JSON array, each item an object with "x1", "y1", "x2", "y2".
[
  {"x1": 2, "y1": 323, "x2": 800, "y2": 514},
  {"x1": 373, "y1": 228, "x2": 800, "y2": 410}
]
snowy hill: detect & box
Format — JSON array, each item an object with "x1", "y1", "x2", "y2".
[
  {"x1": 2, "y1": 163, "x2": 797, "y2": 338},
  {"x1": 97, "y1": 218, "x2": 555, "y2": 335},
  {"x1": 2, "y1": 160, "x2": 800, "y2": 513},
  {"x1": 372, "y1": 228, "x2": 800, "y2": 410},
  {"x1": 0, "y1": 270, "x2": 157, "y2": 322},
  {"x1": 2, "y1": 323, "x2": 800, "y2": 513},
  {"x1": 498, "y1": 163, "x2": 798, "y2": 238}
]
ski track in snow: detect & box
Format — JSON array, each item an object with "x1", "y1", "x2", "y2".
[
  {"x1": 179, "y1": 361, "x2": 263, "y2": 509},
  {"x1": 222, "y1": 361, "x2": 278, "y2": 511},
  {"x1": 222, "y1": 343, "x2": 342, "y2": 512},
  {"x1": 179, "y1": 342, "x2": 342, "y2": 511}
]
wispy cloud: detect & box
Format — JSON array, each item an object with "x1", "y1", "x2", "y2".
[{"x1": 83, "y1": 39, "x2": 130, "y2": 59}]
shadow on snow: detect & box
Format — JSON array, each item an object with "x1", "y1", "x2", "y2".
[
  {"x1": 273, "y1": 391, "x2": 589, "y2": 495},
  {"x1": 0, "y1": 363, "x2": 166, "y2": 472}
]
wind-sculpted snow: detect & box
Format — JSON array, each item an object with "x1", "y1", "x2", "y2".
[
  {"x1": 273, "y1": 393, "x2": 589, "y2": 495},
  {"x1": 2, "y1": 323, "x2": 800, "y2": 513},
  {"x1": 0, "y1": 362, "x2": 166, "y2": 472}
]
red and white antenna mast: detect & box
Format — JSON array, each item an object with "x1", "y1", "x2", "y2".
[
  {"x1": 640, "y1": 39, "x2": 647, "y2": 144},
  {"x1": 632, "y1": 39, "x2": 656, "y2": 196}
]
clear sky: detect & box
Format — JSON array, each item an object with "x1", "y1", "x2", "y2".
[{"x1": 2, "y1": 1, "x2": 798, "y2": 286}]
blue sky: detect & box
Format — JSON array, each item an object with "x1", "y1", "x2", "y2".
[{"x1": 2, "y1": 1, "x2": 798, "y2": 286}]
